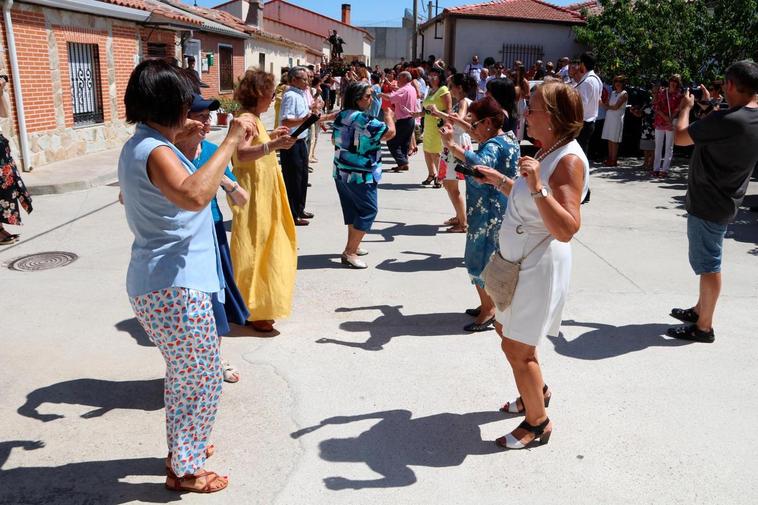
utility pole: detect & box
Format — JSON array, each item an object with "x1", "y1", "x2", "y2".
[{"x1": 412, "y1": 0, "x2": 418, "y2": 60}]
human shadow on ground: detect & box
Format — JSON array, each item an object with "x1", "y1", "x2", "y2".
[
  {"x1": 316, "y1": 305, "x2": 470, "y2": 351},
  {"x1": 547, "y1": 320, "x2": 691, "y2": 360},
  {"x1": 297, "y1": 253, "x2": 345, "y2": 270},
  {"x1": 591, "y1": 161, "x2": 689, "y2": 186},
  {"x1": 18, "y1": 378, "x2": 164, "y2": 422},
  {"x1": 726, "y1": 205, "x2": 758, "y2": 249},
  {"x1": 0, "y1": 454, "x2": 178, "y2": 505},
  {"x1": 115, "y1": 318, "x2": 152, "y2": 347},
  {"x1": 0, "y1": 440, "x2": 45, "y2": 468},
  {"x1": 365, "y1": 221, "x2": 441, "y2": 243},
  {"x1": 375, "y1": 252, "x2": 464, "y2": 273},
  {"x1": 291, "y1": 410, "x2": 506, "y2": 489},
  {"x1": 377, "y1": 183, "x2": 424, "y2": 192}
]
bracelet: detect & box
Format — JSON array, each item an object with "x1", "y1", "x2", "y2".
[
  {"x1": 496, "y1": 176, "x2": 507, "y2": 191},
  {"x1": 263, "y1": 142, "x2": 270, "y2": 155}
]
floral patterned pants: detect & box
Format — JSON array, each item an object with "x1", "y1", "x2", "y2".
[{"x1": 130, "y1": 287, "x2": 222, "y2": 477}]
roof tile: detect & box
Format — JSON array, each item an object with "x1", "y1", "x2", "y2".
[{"x1": 447, "y1": 0, "x2": 585, "y2": 24}]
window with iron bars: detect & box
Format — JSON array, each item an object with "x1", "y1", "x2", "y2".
[
  {"x1": 498, "y1": 44, "x2": 544, "y2": 70},
  {"x1": 68, "y1": 42, "x2": 104, "y2": 126}
]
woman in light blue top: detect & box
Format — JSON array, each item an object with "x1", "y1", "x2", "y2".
[{"x1": 118, "y1": 60, "x2": 255, "y2": 494}]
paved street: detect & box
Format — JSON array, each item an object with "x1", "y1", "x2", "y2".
[{"x1": 1, "y1": 131, "x2": 757, "y2": 505}]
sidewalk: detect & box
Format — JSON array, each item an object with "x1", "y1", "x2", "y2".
[{"x1": 22, "y1": 109, "x2": 276, "y2": 195}]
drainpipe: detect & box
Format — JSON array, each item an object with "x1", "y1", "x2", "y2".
[{"x1": 3, "y1": 0, "x2": 33, "y2": 171}]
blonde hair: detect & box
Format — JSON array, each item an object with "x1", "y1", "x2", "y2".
[{"x1": 536, "y1": 81, "x2": 584, "y2": 140}]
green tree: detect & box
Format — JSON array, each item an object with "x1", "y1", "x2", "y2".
[{"x1": 573, "y1": 0, "x2": 757, "y2": 85}]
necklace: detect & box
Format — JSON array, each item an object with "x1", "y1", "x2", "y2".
[{"x1": 535, "y1": 136, "x2": 569, "y2": 161}]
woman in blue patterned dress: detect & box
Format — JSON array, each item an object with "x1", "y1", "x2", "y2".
[
  {"x1": 332, "y1": 81, "x2": 396, "y2": 269},
  {"x1": 440, "y1": 96, "x2": 520, "y2": 332}
]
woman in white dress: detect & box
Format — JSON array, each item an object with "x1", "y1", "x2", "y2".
[
  {"x1": 475, "y1": 81, "x2": 588, "y2": 450},
  {"x1": 600, "y1": 76, "x2": 628, "y2": 166}
]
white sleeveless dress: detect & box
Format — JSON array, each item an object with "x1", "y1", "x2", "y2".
[
  {"x1": 495, "y1": 140, "x2": 589, "y2": 345},
  {"x1": 601, "y1": 90, "x2": 627, "y2": 143}
]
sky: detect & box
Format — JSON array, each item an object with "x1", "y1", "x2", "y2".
[{"x1": 196, "y1": 0, "x2": 579, "y2": 27}]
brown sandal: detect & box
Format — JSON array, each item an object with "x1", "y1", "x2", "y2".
[
  {"x1": 165, "y1": 470, "x2": 228, "y2": 493},
  {"x1": 443, "y1": 216, "x2": 459, "y2": 226},
  {"x1": 446, "y1": 224, "x2": 467, "y2": 233}
]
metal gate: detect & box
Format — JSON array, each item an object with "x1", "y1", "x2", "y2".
[
  {"x1": 498, "y1": 43, "x2": 544, "y2": 69},
  {"x1": 68, "y1": 42, "x2": 104, "y2": 126}
]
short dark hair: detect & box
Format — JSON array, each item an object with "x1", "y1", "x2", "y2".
[
  {"x1": 125, "y1": 59, "x2": 193, "y2": 128},
  {"x1": 343, "y1": 81, "x2": 372, "y2": 111},
  {"x1": 449, "y1": 73, "x2": 477, "y2": 95},
  {"x1": 725, "y1": 60, "x2": 758, "y2": 95},
  {"x1": 370, "y1": 73, "x2": 381, "y2": 84},
  {"x1": 468, "y1": 96, "x2": 505, "y2": 131},
  {"x1": 428, "y1": 66, "x2": 445, "y2": 82},
  {"x1": 486, "y1": 77, "x2": 517, "y2": 121},
  {"x1": 580, "y1": 51, "x2": 596, "y2": 71}
]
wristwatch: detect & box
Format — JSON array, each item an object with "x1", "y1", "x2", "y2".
[{"x1": 531, "y1": 186, "x2": 549, "y2": 199}]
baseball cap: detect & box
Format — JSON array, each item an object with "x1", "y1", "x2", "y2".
[{"x1": 190, "y1": 94, "x2": 220, "y2": 113}]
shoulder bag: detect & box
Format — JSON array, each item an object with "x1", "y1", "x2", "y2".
[{"x1": 482, "y1": 235, "x2": 550, "y2": 311}]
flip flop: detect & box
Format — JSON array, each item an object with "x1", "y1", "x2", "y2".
[{"x1": 445, "y1": 224, "x2": 467, "y2": 233}]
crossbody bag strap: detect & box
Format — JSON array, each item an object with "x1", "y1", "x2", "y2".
[{"x1": 519, "y1": 235, "x2": 551, "y2": 263}]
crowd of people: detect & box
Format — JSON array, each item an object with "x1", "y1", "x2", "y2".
[{"x1": 78, "y1": 48, "x2": 758, "y2": 494}]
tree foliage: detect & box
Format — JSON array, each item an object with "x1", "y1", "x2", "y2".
[{"x1": 574, "y1": 0, "x2": 758, "y2": 85}]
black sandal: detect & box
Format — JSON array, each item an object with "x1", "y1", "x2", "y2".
[
  {"x1": 464, "y1": 317, "x2": 494, "y2": 332},
  {"x1": 670, "y1": 307, "x2": 699, "y2": 323},
  {"x1": 465, "y1": 307, "x2": 481, "y2": 317},
  {"x1": 666, "y1": 324, "x2": 715, "y2": 343},
  {"x1": 421, "y1": 176, "x2": 435, "y2": 185},
  {"x1": 495, "y1": 417, "x2": 552, "y2": 449},
  {"x1": 432, "y1": 177, "x2": 442, "y2": 188}
]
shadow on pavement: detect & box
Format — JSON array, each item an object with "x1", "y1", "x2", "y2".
[
  {"x1": 375, "y1": 252, "x2": 464, "y2": 273},
  {"x1": 547, "y1": 320, "x2": 691, "y2": 360},
  {"x1": 297, "y1": 253, "x2": 345, "y2": 270},
  {"x1": 316, "y1": 305, "x2": 470, "y2": 351},
  {"x1": 365, "y1": 221, "x2": 441, "y2": 242},
  {"x1": 377, "y1": 183, "x2": 423, "y2": 192},
  {"x1": 290, "y1": 410, "x2": 504, "y2": 490},
  {"x1": 115, "y1": 318, "x2": 152, "y2": 347},
  {"x1": 0, "y1": 454, "x2": 178, "y2": 505},
  {"x1": 18, "y1": 378, "x2": 164, "y2": 422}
]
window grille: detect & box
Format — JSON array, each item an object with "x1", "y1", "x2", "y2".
[
  {"x1": 219, "y1": 45, "x2": 234, "y2": 92},
  {"x1": 67, "y1": 42, "x2": 104, "y2": 126},
  {"x1": 498, "y1": 44, "x2": 544, "y2": 69}
]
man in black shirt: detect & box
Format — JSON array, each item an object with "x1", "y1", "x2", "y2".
[{"x1": 668, "y1": 60, "x2": 758, "y2": 343}]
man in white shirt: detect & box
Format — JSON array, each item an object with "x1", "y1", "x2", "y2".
[
  {"x1": 465, "y1": 55, "x2": 483, "y2": 82},
  {"x1": 557, "y1": 56, "x2": 570, "y2": 83},
  {"x1": 574, "y1": 52, "x2": 602, "y2": 155}
]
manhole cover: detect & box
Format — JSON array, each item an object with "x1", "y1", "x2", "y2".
[{"x1": 7, "y1": 251, "x2": 79, "y2": 272}]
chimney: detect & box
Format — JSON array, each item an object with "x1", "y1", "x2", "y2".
[
  {"x1": 246, "y1": 1, "x2": 263, "y2": 29},
  {"x1": 341, "y1": 3, "x2": 351, "y2": 25}
]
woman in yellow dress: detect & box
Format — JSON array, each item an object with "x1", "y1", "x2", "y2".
[
  {"x1": 411, "y1": 66, "x2": 451, "y2": 188},
  {"x1": 231, "y1": 70, "x2": 298, "y2": 333}
]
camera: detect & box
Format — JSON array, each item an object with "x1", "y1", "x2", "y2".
[{"x1": 689, "y1": 84, "x2": 703, "y2": 101}]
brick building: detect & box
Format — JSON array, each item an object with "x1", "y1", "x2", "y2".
[{"x1": 0, "y1": 0, "x2": 249, "y2": 171}]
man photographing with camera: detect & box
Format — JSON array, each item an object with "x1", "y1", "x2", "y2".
[{"x1": 668, "y1": 60, "x2": 758, "y2": 343}]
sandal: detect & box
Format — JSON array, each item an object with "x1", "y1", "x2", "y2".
[
  {"x1": 670, "y1": 307, "x2": 699, "y2": 324},
  {"x1": 432, "y1": 177, "x2": 442, "y2": 189},
  {"x1": 421, "y1": 175, "x2": 435, "y2": 185},
  {"x1": 444, "y1": 216, "x2": 459, "y2": 226},
  {"x1": 465, "y1": 307, "x2": 481, "y2": 317},
  {"x1": 446, "y1": 224, "x2": 467, "y2": 233},
  {"x1": 247, "y1": 320, "x2": 274, "y2": 332},
  {"x1": 666, "y1": 324, "x2": 715, "y2": 343},
  {"x1": 222, "y1": 362, "x2": 240, "y2": 383},
  {"x1": 165, "y1": 470, "x2": 228, "y2": 494},
  {"x1": 463, "y1": 317, "x2": 495, "y2": 332},
  {"x1": 495, "y1": 417, "x2": 552, "y2": 450},
  {"x1": 500, "y1": 384, "x2": 551, "y2": 414}
]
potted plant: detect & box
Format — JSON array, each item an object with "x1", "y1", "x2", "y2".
[{"x1": 216, "y1": 96, "x2": 241, "y2": 126}]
